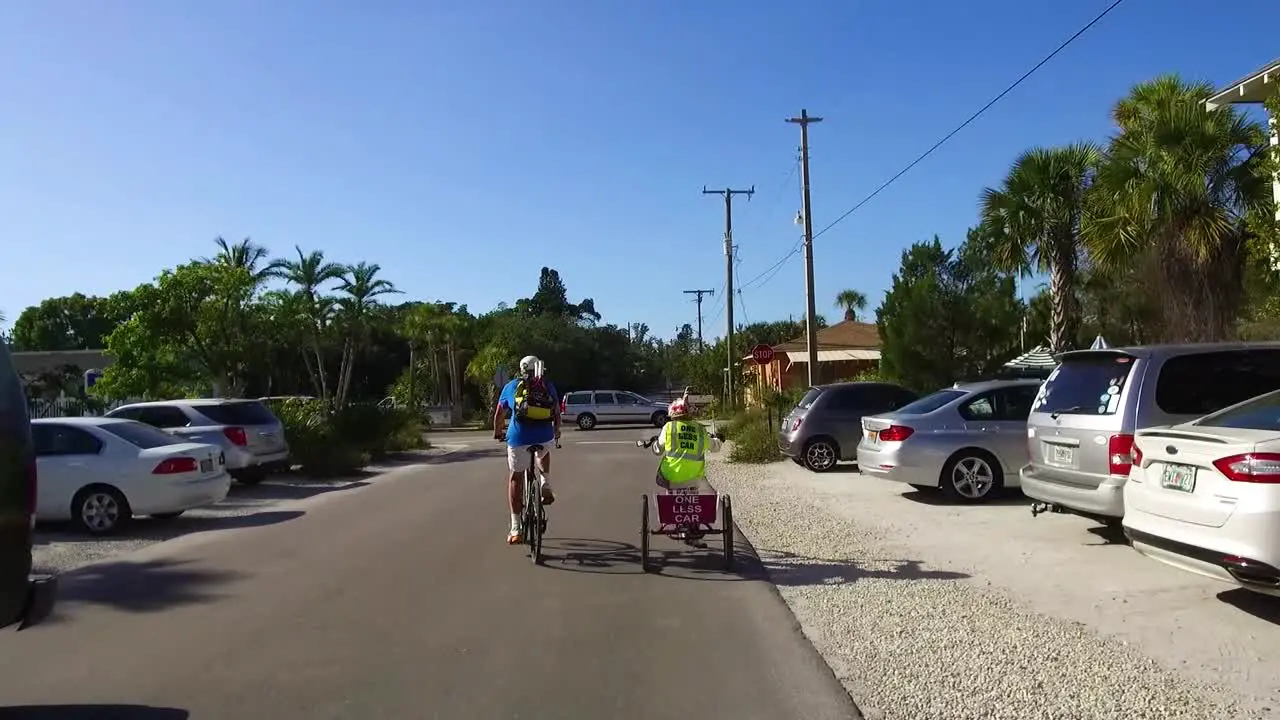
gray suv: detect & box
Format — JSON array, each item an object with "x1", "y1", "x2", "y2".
[
  {"x1": 107, "y1": 399, "x2": 290, "y2": 484},
  {"x1": 1022, "y1": 343, "x2": 1280, "y2": 525},
  {"x1": 779, "y1": 381, "x2": 918, "y2": 472},
  {"x1": 560, "y1": 390, "x2": 670, "y2": 431}
]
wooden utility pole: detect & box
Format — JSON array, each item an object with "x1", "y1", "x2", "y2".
[
  {"x1": 702, "y1": 186, "x2": 754, "y2": 409},
  {"x1": 787, "y1": 109, "x2": 823, "y2": 386},
  {"x1": 682, "y1": 288, "x2": 715, "y2": 350}
]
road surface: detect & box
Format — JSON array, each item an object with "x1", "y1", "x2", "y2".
[{"x1": 0, "y1": 427, "x2": 862, "y2": 720}]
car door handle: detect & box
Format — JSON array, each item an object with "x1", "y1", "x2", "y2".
[{"x1": 980, "y1": 427, "x2": 997, "y2": 433}]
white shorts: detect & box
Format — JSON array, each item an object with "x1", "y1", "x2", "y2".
[{"x1": 507, "y1": 444, "x2": 552, "y2": 473}]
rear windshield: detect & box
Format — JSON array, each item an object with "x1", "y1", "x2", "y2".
[
  {"x1": 196, "y1": 401, "x2": 278, "y2": 426},
  {"x1": 896, "y1": 389, "x2": 966, "y2": 415},
  {"x1": 796, "y1": 387, "x2": 824, "y2": 410},
  {"x1": 1033, "y1": 355, "x2": 1135, "y2": 416},
  {"x1": 1194, "y1": 389, "x2": 1280, "y2": 431},
  {"x1": 99, "y1": 420, "x2": 186, "y2": 449}
]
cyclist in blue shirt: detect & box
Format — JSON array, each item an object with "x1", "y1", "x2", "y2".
[{"x1": 493, "y1": 355, "x2": 561, "y2": 544}]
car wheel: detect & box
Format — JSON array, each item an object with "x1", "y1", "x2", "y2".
[
  {"x1": 72, "y1": 485, "x2": 131, "y2": 536},
  {"x1": 940, "y1": 451, "x2": 1003, "y2": 502},
  {"x1": 151, "y1": 511, "x2": 185, "y2": 520},
  {"x1": 651, "y1": 411, "x2": 668, "y2": 428},
  {"x1": 802, "y1": 438, "x2": 838, "y2": 472},
  {"x1": 231, "y1": 468, "x2": 267, "y2": 485},
  {"x1": 577, "y1": 413, "x2": 597, "y2": 431}
]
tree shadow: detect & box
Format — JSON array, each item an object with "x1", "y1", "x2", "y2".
[
  {"x1": 897, "y1": 487, "x2": 1032, "y2": 507},
  {"x1": 224, "y1": 480, "x2": 369, "y2": 504},
  {"x1": 1216, "y1": 587, "x2": 1280, "y2": 625},
  {"x1": 0, "y1": 705, "x2": 189, "y2": 719},
  {"x1": 426, "y1": 447, "x2": 506, "y2": 464},
  {"x1": 39, "y1": 558, "x2": 245, "y2": 624},
  {"x1": 35, "y1": 510, "x2": 305, "y2": 545}
]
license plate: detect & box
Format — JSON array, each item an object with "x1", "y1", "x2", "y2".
[
  {"x1": 1050, "y1": 445, "x2": 1074, "y2": 465},
  {"x1": 200, "y1": 459, "x2": 213, "y2": 472},
  {"x1": 1160, "y1": 463, "x2": 1196, "y2": 493}
]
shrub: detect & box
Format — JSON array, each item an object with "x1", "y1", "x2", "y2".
[
  {"x1": 727, "y1": 409, "x2": 783, "y2": 464},
  {"x1": 267, "y1": 398, "x2": 429, "y2": 477}
]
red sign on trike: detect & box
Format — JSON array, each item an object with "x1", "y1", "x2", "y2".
[{"x1": 655, "y1": 494, "x2": 718, "y2": 526}]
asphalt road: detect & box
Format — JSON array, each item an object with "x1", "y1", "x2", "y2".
[{"x1": 0, "y1": 427, "x2": 861, "y2": 720}]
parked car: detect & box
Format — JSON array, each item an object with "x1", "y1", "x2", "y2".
[
  {"x1": 31, "y1": 417, "x2": 230, "y2": 535},
  {"x1": 0, "y1": 341, "x2": 56, "y2": 630},
  {"x1": 779, "y1": 381, "x2": 918, "y2": 472},
  {"x1": 560, "y1": 390, "x2": 670, "y2": 430},
  {"x1": 1021, "y1": 343, "x2": 1280, "y2": 526},
  {"x1": 1123, "y1": 388, "x2": 1280, "y2": 596},
  {"x1": 857, "y1": 379, "x2": 1042, "y2": 502},
  {"x1": 106, "y1": 399, "x2": 290, "y2": 484}
]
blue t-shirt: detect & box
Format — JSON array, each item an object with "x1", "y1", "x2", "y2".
[{"x1": 498, "y1": 377, "x2": 559, "y2": 447}]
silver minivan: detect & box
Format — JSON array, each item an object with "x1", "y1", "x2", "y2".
[
  {"x1": 559, "y1": 390, "x2": 670, "y2": 431},
  {"x1": 1022, "y1": 343, "x2": 1280, "y2": 524}
]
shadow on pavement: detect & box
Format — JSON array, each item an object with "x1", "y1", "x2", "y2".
[
  {"x1": 36, "y1": 510, "x2": 305, "y2": 545},
  {"x1": 1083, "y1": 523, "x2": 1130, "y2": 546},
  {"x1": 0, "y1": 706, "x2": 188, "y2": 719},
  {"x1": 1217, "y1": 587, "x2": 1280, "y2": 625},
  {"x1": 539, "y1": 537, "x2": 765, "y2": 582},
  {"x1": 898, "y1": 488, "x2": 1032, "y2": 507},
  {"x1": 427, "y1": 446, "x2": 506, "y2": 464},
  {"x1": 224, "y1": 480, "x2": 369, "y2": 504},
  {"x1": 755, "y1": 548, "x2": 970, "y2": 586},
  {"x1": 42, "y1": 559, "x2": 245, "y2": 623}
]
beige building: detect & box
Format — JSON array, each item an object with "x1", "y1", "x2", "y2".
[{"x1": 740, "y1": 320, "x2": 881, "y2": 404}]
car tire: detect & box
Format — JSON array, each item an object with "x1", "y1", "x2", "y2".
[
  {"x1": 651, "y1": 411, "x2": 668, "y2": 428},
  {"x1": 802, "y1": 438, "x2": 839, "y2": 473},
  {"x1": 577, "y1": 413, "x2": 597, "y2": 431},
  {"x1": 231, "y1": 468, "x2": 267, "y2": 486},
  {"x1": 71, "y1": 485, "x2": 131, "y2": 536},
  {"x1": 151, "y1": 511, "x2": 185, "y2": 520},
  {"x1": 940, "y1": 450, "x2": 1003, "y2": 503}
]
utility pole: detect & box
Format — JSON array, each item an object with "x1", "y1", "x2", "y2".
[
  {"x1": 682, "y1": 289, "x2": 715, "y2": 350},
  {"x1": 787, "y1": 108, "x2": 823, "y2": 386},
  {"x1": 702, "y1": 185, "x2": 754, "y2": 409}
]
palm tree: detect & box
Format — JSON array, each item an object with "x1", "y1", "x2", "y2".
[
  {"x1": 834, "y1": 289, "x2": 867, "y2": 322},
  {"x1": 334, "y1": 263, "x2": 400, "y2": 406},
  {"x1": 1084, "y1": 74, "x2": 1272, "y2": 342},
  {"x1": 267, "y1": 247, "x2": 347, "y2": 401},
  {"x1": 978, "y1": 142, "x2": 1102, "y2": 351},
  {"x1": 204, "y1": 237, "x2": 274, "y2": 286}
]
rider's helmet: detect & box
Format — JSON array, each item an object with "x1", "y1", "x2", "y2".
[
  {"x1": 519, "y1": 355, "x2": 542, "y2": 377},
  {"x1": 668, "y1": 397, "x2": 690, "y2": 419}
]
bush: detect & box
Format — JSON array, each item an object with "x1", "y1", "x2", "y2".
[
  {"x1": 267, "y1": 398, "x2": 430, "y2": 477},
  {"x1": 724, "y1": 407, "x2": 783, "y2": 464}
]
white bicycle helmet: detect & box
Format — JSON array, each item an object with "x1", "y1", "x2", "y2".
[{"x1": 519, "y1": 355, "x2": 542, "y2": 376}]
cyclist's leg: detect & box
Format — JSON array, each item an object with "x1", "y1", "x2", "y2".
[
  {"x1": 535, "y1": 445, "x2": 555, "y2": 505},
  {"x1": 507, "y1": 445, "x2": 530, "y2": 543}
]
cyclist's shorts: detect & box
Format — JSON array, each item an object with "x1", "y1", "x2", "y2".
[{"x1": 508, "y1": 444, "x2": 552, "y2": 473}]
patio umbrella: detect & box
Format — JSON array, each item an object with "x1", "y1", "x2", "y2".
[
  {"x1": 1089, "y1": 335, "x2": 1109, "y2": 350},
  {"x1": 1003, "y1": 345, "x2": 1058, "y2": 371}
]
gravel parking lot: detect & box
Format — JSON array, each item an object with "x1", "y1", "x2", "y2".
[
  {"x1": 32, "y1": 448, "x2": 456, "y2": 575},
  {"x1": 707, "y1": 456, "x2": 1280, "y2": 720}
]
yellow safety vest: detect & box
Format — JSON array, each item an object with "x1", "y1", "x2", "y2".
[{"x1": 659, "y1": 420, "x2": 707, "y2": 485}]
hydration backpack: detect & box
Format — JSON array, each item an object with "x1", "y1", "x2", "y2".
[{"x1": 513, "y1": 376, "x2": 555, "y2": 423}]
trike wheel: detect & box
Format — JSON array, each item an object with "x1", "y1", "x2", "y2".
[
  {"x1": 640, "y1": 495, "x2": 651, "y2": 573},
  {"x1": 721, "y1": 495, "x2": 735, "y2": 571}
]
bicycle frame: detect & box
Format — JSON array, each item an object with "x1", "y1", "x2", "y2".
[{"x1": 523, "y1": 445, "x2": 545, "y2": 565}]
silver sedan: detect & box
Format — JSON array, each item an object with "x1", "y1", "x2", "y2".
[{"x1": 856, "y1": 379, "x2": 1043, "y2": 503}]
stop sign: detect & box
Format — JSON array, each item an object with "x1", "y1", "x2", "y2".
[{"x1": 750, "y1": 344, "x2": 775, "y2": 365}]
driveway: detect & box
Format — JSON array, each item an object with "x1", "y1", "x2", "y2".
[{"x1": 0, "y1": 428, "x2": 860, "y2": 720}]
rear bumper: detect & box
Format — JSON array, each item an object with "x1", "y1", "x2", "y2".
[
  {"x1": 856, "y1": 443, "x2": 931, "y2": 485},
  {"x1": 17, "y1": 575, "x2": 57, "y2": 630},
  {"x1": 1020, "y1": 464, "x2": 1126, "y2": 518},
  {"x1": 1124, "y1": 502, "x2": 1280, "y2": 596},
  {"x1": 226, "y1": 447, "x2": 291, "y2": 471},
  {"x1": 777, "y1": 433, "x2": 800, "y2": 458}
]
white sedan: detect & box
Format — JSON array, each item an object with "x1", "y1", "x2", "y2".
[
  {"x1": 31, "y1": 416, "x2": 232, "y2": 535},
  {"x1": 1124, "y1": 388, "x2": 1280, "y2": 597}
]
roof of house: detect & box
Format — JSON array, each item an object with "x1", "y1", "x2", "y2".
[
  {"x1": 771, "y1": 320, "x2": 880, "y2": 352},
  {"x1": 10, "y1": 349, "x2": 112, "y2": 375},
  {"x1": 1206, "y1": 56, "x2": 1280, "y2": 107}
]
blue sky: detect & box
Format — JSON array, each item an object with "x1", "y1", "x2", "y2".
[{"x1": 1, "y1": 0, "x2": 1275, "y2": 342}]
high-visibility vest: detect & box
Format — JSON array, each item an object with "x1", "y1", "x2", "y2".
[{"x1": 659, "y1": 420, "x2": 707, "y2": 485}]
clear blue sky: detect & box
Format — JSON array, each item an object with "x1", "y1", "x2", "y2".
[{"x1": 1, "y1": 0, "x2": 1275, "y2": 341}]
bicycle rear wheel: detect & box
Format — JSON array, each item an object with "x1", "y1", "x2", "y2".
[{"x1": 525, "y1": 469, "x2": 543, "y2": 564}]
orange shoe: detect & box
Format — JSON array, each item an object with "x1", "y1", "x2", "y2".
[{"x1": 507, "y1": 529, "x2": 523, "y2": 545}]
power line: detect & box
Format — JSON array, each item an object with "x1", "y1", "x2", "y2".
[
  {"x1": 733, "y1": 247, "x2": 751, "y2": 325},
  {"x1": 746, "y1": 0, "x2": 1128, "y2": 285},
  {"x1": 739, "y1": 155, "x2": 808, "y2": 291}
]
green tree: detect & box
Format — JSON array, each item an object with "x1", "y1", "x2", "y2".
[
  {"x1": 978, "y1": 142, "x2": 1101, "y2": 351},
  {"x1": 267, "y1": 246, "x2": 346, "y2": 400},
  {"x1": 203, "y1": 236, "x2": 275, "y2": 286},
  {"x1": 834, "y1": 289, "x2": 868, "y2": 322},
  {"x1": 9, "y1": 292, "x2": 138, "y2": 351},
  {"x1": 1085, "y1": 74, "x2": 1272, "y2": 342},
  {"x1": 333, "y1": 262, "x2": 400, "y2": 406},
  {"x1": 876, "y1": 232, "x2": 1023, "y2": 391}
]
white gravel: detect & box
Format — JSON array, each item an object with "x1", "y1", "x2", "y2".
[{"x1": 706, "y1": 455, "x2": 1265, "y2": 720}]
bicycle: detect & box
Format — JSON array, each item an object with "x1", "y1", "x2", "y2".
[{"x1": 518, "y1": 439, "x2": 560, "y2": 565}]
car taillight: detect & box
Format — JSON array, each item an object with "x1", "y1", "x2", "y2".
[
  {"x1": 790, "y1": 417, "x2": 802, "y2": 432},
  {"x1": 23, "y1": 456, "x2": 36, "y2": 516},
  {"x1": 1108, "y1": 434, "x2": 1135, "y2": 476},
  {"x1": 153, "y1": 457, "x2": 199, "y2": 474},
  {"x1": 878, "y1": 425, "x2": 914, "y2": 442},
  {"x1": 1131, "y1": 442, "x2": 1144, "y2": 467},
  {"x1": 1212, "y1": 453, "x2": 1280, "y2": 483},
  {"x1": 223, "y1": 427, "x2": 248, "y2": 446}
]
